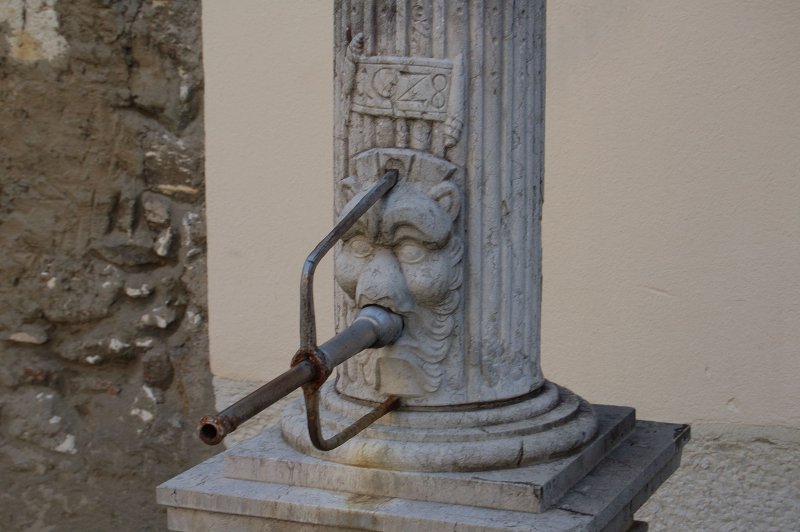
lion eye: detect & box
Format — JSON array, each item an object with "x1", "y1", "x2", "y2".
[
  {"x1": 347, "y1": 237, "x2": 374, "y2": 258},
  {"x1": 395, "y1": 241, "x2": 426, "y2": 264}
]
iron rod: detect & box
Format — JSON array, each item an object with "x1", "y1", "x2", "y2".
[
  {"x1": 198, "y1": 306, "x2": 402, "y2": 446},
  {"x1": 300, "y1": 169, "x2": 398, "y2": 349},
  {"x1": 198, "y1": 361, "x2": 313, "y2": 445}
]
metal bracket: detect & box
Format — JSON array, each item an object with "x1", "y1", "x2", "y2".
[{"x1": 296, "y1": 169, "x2": 400, "y2": 451}]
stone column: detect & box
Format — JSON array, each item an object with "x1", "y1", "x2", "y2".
[{"x1": 281, "y1": 0, "x2": 597, "y2": 471}]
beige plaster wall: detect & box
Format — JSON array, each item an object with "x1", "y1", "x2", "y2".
[
  {"x1": 203, "y1": 1, "x2": 800, "y2": 429},
  {"x1": 203, "y1": 0, "x2": 336, "y2": 382}
]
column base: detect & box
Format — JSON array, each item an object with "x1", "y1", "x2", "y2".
[
  {"x1": 281, "y1": 381, "x2": 599, "y2": 472},
  {"x1": 157, "y1": 408, "x2": 689, "y2": 531},
  {"x1": 231, "y1": 404, "x2": 630, "y2": 513}
]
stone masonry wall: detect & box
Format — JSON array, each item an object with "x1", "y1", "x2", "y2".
[{"x1": 0, "y1": 1, "x2": 215, "y2": 530}]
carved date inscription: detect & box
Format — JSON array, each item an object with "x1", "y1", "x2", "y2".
[{"x1": 352, "y1": 56, "x2": 453, "y2": 122}]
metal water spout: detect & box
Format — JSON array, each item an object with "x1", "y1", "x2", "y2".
[{"x1": 198, "y1": 171, "x2": 402, "y2": 448}]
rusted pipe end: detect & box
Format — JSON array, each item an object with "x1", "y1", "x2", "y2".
[{"x1": 198, "y1": 415, "x2": 237, "y2": 446}]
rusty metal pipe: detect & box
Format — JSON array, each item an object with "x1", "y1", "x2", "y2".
[
  {"x1": 200, "y1": 171, "x2": 401, "y2": 447},
  {"x1": 198, "y1": 362, "x2": 314, "y2": 445},
  {"x1": 198, "y1": 306, "x2": 402, "y2": 446}
]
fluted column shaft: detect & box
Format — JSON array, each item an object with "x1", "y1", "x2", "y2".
[{"x1": 333, "y1": 0, "x2": 545, "y2": 407}]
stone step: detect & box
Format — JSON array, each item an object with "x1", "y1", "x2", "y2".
[
  {"x1": 225, "y1": 404, "x2": 635, "y2": 513},
  {"x1": 157, "y1": 415, "x2": 689, "y2": 531}
]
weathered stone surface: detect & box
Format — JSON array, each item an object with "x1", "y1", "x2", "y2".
[
  {"x1": 0, "y1": 389, "x2": 77, "y2": 452},
  {"x1": 285, "y1": 382, "x2": 600, "y2": 472},
  {"x1": 142, "y1": 191, "x2": 172, "y2": 226},
  {"x1": 142, "y1": 128, "x2": 203, "y2": 189},
  {"x1": 92, "y1": 231, "x2": 163, "y2": 267},
  {"x1": 179, "y1": 209, "x2": 206, "y2": 260},
  {"x1": 39, "y1": 258, "x2": 123, "y2": 323},
  {"x1": 139, "y1": 305, "x2": 178, "y2": 329},
  {"x1": 56, "y1": 332, "x2": 136, "y2": 365},
  {"x1": 142, "y1": 347, "x2": 174, "y2": 389},
  {"x1": 124, "y1": 278, "x2": 154, "y2": 299},
  {"x1": 158, "y1": 419, "x2": 689, "y2": 531},
  {"x1": 6, "y1": 323, "x2": 50, "y2": 344},
  {"x1": 154, "y1": 226, "x2": 175, "y2": 257},
  {"x1": 230, "y1": 405, "x2": 634, "y2": 512},
  {"x1": 0, "y1": 1, "x2": 214, "y2": 530}
]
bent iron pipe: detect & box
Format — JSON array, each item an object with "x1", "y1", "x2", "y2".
[
  {"x1": 198, "y1": 306, "x2": 403, "y2": 446},
  {"x1": 200, "y1": 170, "x2": 400, "y2": 447}
]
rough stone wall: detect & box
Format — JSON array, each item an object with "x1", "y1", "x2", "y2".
[
  {"x1": 638, "y1": 424, "x2": 800, "y2": 531},
  {"x1": 0, "y1": 1, "x2": 215, "y2": 530}
]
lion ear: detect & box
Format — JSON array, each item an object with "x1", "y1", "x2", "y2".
[
  {"x1": 336, "y1": 176, "x2": 359, "y2": 214},
  {"x1": 429, "y1": 181, "x2": 460, "y2": 221}
]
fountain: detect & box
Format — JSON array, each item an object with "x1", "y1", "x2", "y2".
[{"x1": 159, "y1": 3, "x2": 688, "y2": 530}]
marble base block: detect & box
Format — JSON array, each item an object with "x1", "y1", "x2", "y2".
[
  {"x1": 157, "y1": 412, "x2": 689, "y2": 532},
  {"x1": 229, "y1": 405, "x2": 633, "y2": 513}
]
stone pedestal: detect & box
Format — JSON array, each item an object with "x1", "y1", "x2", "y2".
[{"x1": 157, "y1": 413, "x2": 689, "y2": 531}]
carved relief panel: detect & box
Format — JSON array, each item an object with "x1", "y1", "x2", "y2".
[{"x1": 335, "y1": 148, "x2": 464, "y2": 404}]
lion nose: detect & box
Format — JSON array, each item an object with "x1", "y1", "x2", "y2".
[{"x1": 356, "y1": 249, "x2": 414, "y2": 314}]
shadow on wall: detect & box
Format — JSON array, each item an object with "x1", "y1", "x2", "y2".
[{"x1": 0, "y1": 1, "x2": 215, "y2": 530}]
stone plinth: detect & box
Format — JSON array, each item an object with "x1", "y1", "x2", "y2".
[
  {"x1": 229, "y1": 404, "x2": 633, "y2": 513},
  {"x1": 157, "y1": 416, "x2": 689, "y2": 531}
]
